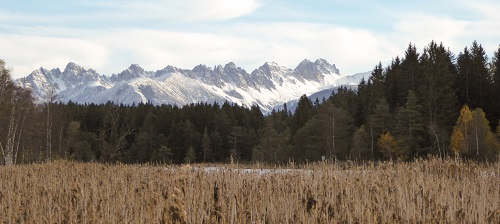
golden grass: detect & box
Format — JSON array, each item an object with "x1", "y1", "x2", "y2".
[{"x1": 1, "y1": 159, "x2": 498, "y2": 223}]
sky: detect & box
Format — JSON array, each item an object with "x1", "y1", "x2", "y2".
[{"x1": 1, "y1": 0, "x2": 500, "y2": 79}]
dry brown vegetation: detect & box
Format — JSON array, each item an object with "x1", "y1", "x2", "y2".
[{"x1": 1, "y1": 159, "x2": 499, "y2": 223}]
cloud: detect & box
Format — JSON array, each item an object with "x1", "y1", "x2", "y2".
[
  {"x1": 1, "y1": 23, "x2": 393, "y2": 78},
  {"x1": 0, "y1": 21, "x2": 442, "y2": 78},
  {"x1": 393, "y1": 13, "x2": 469, "y2": 51},
  {"x1": 182, "y1": 0, "x2": 262, "y2": 21},
  {"x1": 88, "y1": 0, "x2": 261, "y2": 22},
  {"x1": 459, "y1": 0, "x2": 500, "y2": 51},
  {"x1": 0, "y1": 34, "x2": 110, "y2": 77},
  {"x1": 2, "y1": 0, "x2": 499, "y2": 80},
  {"x1": 388, "y1": 0, "x2": 500, "y2": 55}
]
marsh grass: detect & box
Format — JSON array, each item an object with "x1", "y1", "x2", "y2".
[{"x1": 0, "y1": 158, "x2": 498, "y2": 223}]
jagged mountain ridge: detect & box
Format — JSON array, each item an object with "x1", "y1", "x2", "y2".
[{"x1": 16, "y1": 59, "x2": 367, "y2": 112}]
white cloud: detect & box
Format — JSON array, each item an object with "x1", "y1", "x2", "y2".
[
  {"x1": 183, "y1": 0, "x2": 262, "y2": 21},
  {"x1": 388, "y1": 0, "x2": 500, "y2": 55},
  {"x1": 1, "y1": 23, "x2": 393, "y2": 78},
  {"x1": 459, "y1": 1, "x2": 500, "y2": 52},
  {"x1": 89, "y1": 0, "x2": 261, "y2": 22},
  {"x1": 0, "y1": 34, "x2": 110, "y2": 77},
  {"x1": 392, "y1": 13, "x2": 469, "y2": 53}
]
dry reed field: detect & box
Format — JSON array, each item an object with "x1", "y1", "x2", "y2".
[{"x1": 1, "y1": 159, "x2": 499, "y2": 223}]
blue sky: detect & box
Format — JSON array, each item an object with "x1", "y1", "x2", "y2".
[{"x1": 1, "y1": 0, "x2": 499, "y2": 78}]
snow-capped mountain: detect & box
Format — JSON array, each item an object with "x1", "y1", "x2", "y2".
[{"x1": 15, "y1": 59, "x2": 368, "y2": 113}]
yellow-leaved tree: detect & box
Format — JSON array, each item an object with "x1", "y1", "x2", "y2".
[
  {"x1": 497, "y1": 121, "x2": 500, "y2": 138},
  {"x1": 451, "y1": 105, "x2": 500, "y2": 161},
  {"x1": 470, "y1": 108, "x2": 500, "y2": 161},
  {"x1": 451, "y1": 105, "x2": 473, "y2": 156},
  {"x1": 378, "y1": 132, "x2": 397, "y2": 160}
]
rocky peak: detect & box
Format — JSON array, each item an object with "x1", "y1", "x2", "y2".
[
  {"x1": 191, "y1": 64, "x2": 225, "y2": 87},
  {"x1": 314, "y1": 58, "x2": 339, "y2": 75},
  {"x1": 155, "y1": 65, "x2": 181, "y2": 75},
  {"x1": 192, "y1": 64, "x2": 210, "y2": 73},
  {"x1": 112, "y1": 64, "x2": 145, "y2": 82},
  {"x1": 59, "y1": 62, "x2": 104, "y2": 85},
  {"x1": 224, "y1": 62, "x2": 237, "y2": 69},
  {"x1": 292, "y1": 58, "x2": 340, "y2": 81},
  {"x1": 63, "y1": 62, "x2": 84, "y2": 74},
  {"x1": 61, "y1": 62, "x2": 87, "y2": 83},
  {"x1": 260, "y1": 62, "x2": 291, "y2": 78},
  {"x1": 128, "y1": 64, "x2": 144, "y2": 74},
  {"x1": 214, "y1": 65, "x2": 224, "y2": 75},
  {"x1": 50, "y1": 68, "x2": 62, "y2": 78},
  {"x1": 223, "y1": 62, "x2": 248, "y2": 77},
  {"x1": 293, "y1": 59, "x2": 321, "y2": 81},
  {"x1": 296, "y1": 59, "x2": 315, "y2": 69}
]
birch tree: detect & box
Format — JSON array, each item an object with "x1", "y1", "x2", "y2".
[
  {"x1": 0, "y1": 60, "x2": 33, "y2": 166},
  {"x1": 43, "y1": 82, "x2": 58, "y2": 162},
  {"x1": 451, "y1": 105, "x2": 499, "y2": 161}
]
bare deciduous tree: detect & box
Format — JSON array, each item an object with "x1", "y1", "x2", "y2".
[
  {"x1": 99, "y1": 107, "x2": 134, "y2": 162},
  {"x1": 0, "y1": 60, "x2": 33, "y2": 165}
]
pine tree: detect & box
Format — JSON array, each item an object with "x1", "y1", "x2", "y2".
[
  {"x1": 491, "y1": 46, "x2": 500, "y2": 129},
  {"x1": 394, "y1": 90, "x2": 424, "y2": 160},
  {"x1": 331, "y1": 87, "x2": 359, "y2": 124},
  {"x1": 290, "y1": 95, "x2": 315, "y2": 137},
  {"x1": 384, "y1": 57, "x2": 405, "y2": 110},
  {"x1": 456, "y1": 47, "x2": 473, "y2": 106},
  {"x1": 401, "y1": 43, "x2": 420, "y2": 92},
  {"x1": 184, "y1": 146, "x2": 196, "y2": 164},
  {"x1": 418, "y1": 41, "x2": 457, "y2": 155},
  {"x1": 325, "y1": 100, "x2": 354, "y2": 159},
  {"x1": 457, "y1": 42, "x2": 492, "y2": 122},
  {"x1": 229, "y1": 126, "x2": 243, "y2": 161},
  {"x1": 293, "y1": 100, "x2": 353, "y2": 161},
  {"x1": 152, "y1": 145, "x2": 173, "y2": 164},
  {"x1": 201, "y1": 127, "x2": 212, "y2": 163},
  {"x1": 470, "y1": 41, "x2": 490, "y2": 110},
  {"x1": 351, "y1": 125, "x2": 370, "y2": 161},
  {"x1": 132, "y1": 131, "x2": 153, "y2": 163},
  {"x1": 367, "y1": 98, "x2": 393, "y2": 159},
  {"x1": 252, "y1": 119, "x2": 285, "y2": 163},
  {"x1": 209, "y1": 130, "x2": 223, "y2": 162}
]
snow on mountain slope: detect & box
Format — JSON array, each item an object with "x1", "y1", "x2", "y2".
[
  {"x1": 91, "y1": 72, "x2": 230, "y2": 106},
  {"x1": 15, "y1": 59, "x2": 369, "y2": 112}
]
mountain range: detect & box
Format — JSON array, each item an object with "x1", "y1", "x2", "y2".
[{"x1": 15, "y1": 59, "x2": 370, "y2": 113}]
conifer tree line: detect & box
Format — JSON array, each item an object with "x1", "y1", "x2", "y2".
[{"x1": 1, "y1": 40, "x2": 500, "y2": 165}]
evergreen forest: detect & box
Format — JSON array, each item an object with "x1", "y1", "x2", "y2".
[{"x1": 1, "y1": 40, "x2": 500, "y2": 165}]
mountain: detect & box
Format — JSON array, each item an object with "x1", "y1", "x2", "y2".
[{"x1": 15, "y1": 59, "x2": 368, "y2": 113}]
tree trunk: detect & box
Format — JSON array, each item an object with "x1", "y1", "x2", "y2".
[
  {"x1": 13, "y1": 109, "x2": 28, "y2": 165},
  {"x1": 475, "y1": 120, "x2": 479, "y2": 156},
  {"x1": 46, "y1": 103, "x2": 52, "y2": 163},
  {"x1": 430, "y1": 123, "x2": 442, "y2": 158},
  {"x1": 331, "y1": 109, "x2": 335, "y2": 158},
  {"x1": 4, "y1": 105, "x2": 17, "y2": 166},
  {"x1": 370, "y1": 125, "x2": 374, "y2": 160}
]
